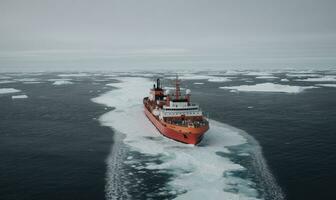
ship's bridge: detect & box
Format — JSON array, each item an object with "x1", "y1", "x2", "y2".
[
  {"x1": 161, "y1": 102, "x2": 202, "y2": 118},
  {"x1": 168, "y1": 100, "x2": 188, "y2": 108}
]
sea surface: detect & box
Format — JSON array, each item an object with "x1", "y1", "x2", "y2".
[{"x1": 0, "y1": 70, "x2": 335, "y2": 200}]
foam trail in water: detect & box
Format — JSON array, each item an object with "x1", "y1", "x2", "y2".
[{"x1": 92, "y1": 77, "x2": 284, "y2": 200}]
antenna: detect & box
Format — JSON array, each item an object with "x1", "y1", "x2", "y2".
[{"x1": 175, "y1": 74, "x2": 180, "y2": 100}]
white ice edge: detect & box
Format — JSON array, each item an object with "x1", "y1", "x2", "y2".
[
  {"x1": 316, "y1": 84, "x2": 336, "y2": 88},
  {"x1": 220, "y1": 83, "x2": 316, "y2": 93},
  {"x1": 0, "y1": 88, "x2": 21, "y2": 94},
  {"x1": 166, "y1": 75, "x2": 213, "y2": 80},
  {"x1": 52, "y1": 80, "x2": 73, "y2": 85},
  {"x1": 295, "y1": 76, "x2": 336, "y2": 82},
  {"x1": 14, "y1": 78, "x2": 39, "y2": 82},
  {"x1": 255, "y1": 76, "x2": 278, "y2": 79},
  {"x1": 0, "y1": 76, "x2": 12, "y2": 79},
  {"x1": 286, "y1": 73, "x2": 322, "y2": 78},
  {"x1": 243, "y1": 72, "x2": 273, "y2": 76},
  {"x1": 208, "y1": 77, "x2": 232, "y2": 82},
  {"x1": 58, "y1": 73, "x2": 90, "y2": 77},
  {"x1": 92, "y1": 77, "x2": 281, "y2": 200},
  {"x1": 23, "y1": 81, "x2": 42, "y2": 84},
  {"x1": 12, "y1": 95, "x2": 28, "y2": 99},
  {"x1": 0, "y1": 80, "x2": 16, "y2": 84},
  {"x1": 166, "y1": 74, "x2": 228, "y2": 81}
]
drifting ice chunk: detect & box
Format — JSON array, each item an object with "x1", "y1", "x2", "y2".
[
  {"x1": 53, "y1": 80, "x2": 73, "y2": 85},
  {"x1": 220, "y1": 83, "x2": 315, "y2": 93},
  {"x1": 0, "y1": 88, "x2": 21, "y2": 94},
  {"x1": 0, "y1": 80, "x2": 16, "y2": 84},
  {"x1": 296, "y1": 76, "x2": 336, "y2": 82},
  {"x1": 58, "y1": 73, "x2": 90, "y2": 77},
  {"x1": 208, "y1": 77, "x2": 232, "y2": 82},
  {"x1": 12, "y1": 95, "x2": 28, "y2": 99},
  {"x1": 255, "y1": 76, "x2": 278, "y2": 79},
  {"x1": 316, "y1": 84, "x2": 336, "y2": 88}
]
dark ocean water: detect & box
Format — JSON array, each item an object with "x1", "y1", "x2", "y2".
[
  {"x1": 0, "y1": 71, "x2": 336, "y2": 200},
  {"x1": 187, "y1": 74, "x2": 336, "y2": 200},
  {"x1": 0, "y1": 74, "x2": 113, "y2": 200}
]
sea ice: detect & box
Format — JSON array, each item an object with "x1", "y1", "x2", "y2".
[
  {"x1": 193, "y1": 82, "x2": 204, "y2": 85},
  {"x1": 208, "y1": 77, "x2": 232, "y2": 82},
  {"x1": 0, "y1": 76, "x2": 11, "y2": 79},
  {"x1": 23, "y1": 82, "x2": 42, "y2": 84},
  {"x1": 166, "y1": 74, "x2": 214, "y2": 80},
  {"x1": 224, "y1": 70, "x2": 243, "y2": 75},
  {"x1": 11, "y1": 95, "x2": 28, "y2": 99},
  {"x1": 286, "y1": 73, "x2": 321, "y2": 78},
  {"x1": 14, "y1": 78, "x2": 39, "y2": 82},
  {"x1": 58, "y1": 73, "x2": 90, "y2": 77},
  {"x1": 48, "y1": 78, "x2": 71, "y2": 82},
  {"x1": 52, "y1": 80, "x2": 73, "y2": 85},
  {"x1": 0, "y1": 80, "x2": 16, "y2": 84},
  {"x1": 244, "y1": 71, "x2": 273, "y2": 76},
  {"x1": 220, "y1": 83, "x2": 315, "y2": 93},
  {"x1": 295, "y1": 76, "x2": 336, "y2": 82},
  {"x1": 0, "y1": 88, "x2": 21, "y2": 94},
  {"x1": 92, "y1": 77, "x2": 283, "y2": 200},
  {"x1": 255, "y1": 76, "x2": 278, "y2": 79},
  {"x1": 316, "y1": 84, "x2": 336, "y2": 88},
  {"x1": 103, "y1": 74, "x2": 118, "y2": 77}
]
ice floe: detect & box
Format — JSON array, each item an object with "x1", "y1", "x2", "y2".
[
  {"x1": 52, "y1": 80, "x2": 73, "y2": 85},
  {"x1": 58, "y1": 73, "x2": 90, "y2": 77},
  {"x1": 103, "y1": 74, "x2": 119, "y2": 77},
  {"x1": 0, "y1": 75, "x2": 11, "y2": 79},
  {"x1": 129, "y1": 73, "x2": 158, "y2": 78},
  {"x1": 284, "y1": 70, "x2": 316, "y2": 74},
  {"x1": 220, "y1": 83, "x2": 316, "y2": 93},
  {"x1": 255, "y1": 76, "x2": 278, "y2": 79},
  {"x1": 0, "y1": 80, "x2": 16, "y2": 84},
  {"x1": 0, "y1": 88, "x2": 21, "y2": 94},
  {"x1": 14, "y1": 78, "x2": 39, "y2": 82},
  {"x1": 316, "y1": 84, "x2": 336, "y2": 88},
  {"x1": 166, "y1": 74, "x2": 234, "y2": 82},
  {"x1": 193, "y1": 82, "x2": 204, "y2": 85},
  {"x1": 244, "y1": 71, "x2": 273, "y2": 76},
  {"x1": 48, "y1": 78, "x2": 72, "y2": 82},
  {"x1": 280, "y1": 79, "x2": 289, "y2": 82},
  {"x1": 223, "y1": 70, "x2": 243, "y2": 75},
  {"x1": 12, "y1": 95, "x2": 28, "y2": 99},
  {"x1": 167, "y1": 74, "x2": 214, "y2": 80},
  {"x1": 93, "y1": 77, "x2": 283, "y2": 200},
  {"x1": 23, "y1": 82, "x2": 42, "y2": 84},
  {"x1": 208, "y1": 77, "x2": 232, "y2": 82},
  {"x1": 286, "y1": 74, "x2": 321, "y2": 78},
  {"x1": 295, "y1": 76, "x2": 336, "y2": 82}
]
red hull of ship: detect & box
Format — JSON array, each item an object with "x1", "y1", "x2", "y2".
[{"x1": 144, "y1": 106, "x2": 206, "y2": 145}]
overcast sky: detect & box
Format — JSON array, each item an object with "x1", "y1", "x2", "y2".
[{"x1": 1, "y1": 0, "x2": 336, "y2": 71}]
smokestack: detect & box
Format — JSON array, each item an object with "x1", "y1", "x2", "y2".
[{"x1": 157, "y1": 78, "x2": 160, "y2": 89}]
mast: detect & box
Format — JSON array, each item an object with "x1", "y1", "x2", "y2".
[{"x1": 175, "y1": 74, "x2": 180, "y2": 100}]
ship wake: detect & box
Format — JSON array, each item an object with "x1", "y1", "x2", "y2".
[{"x1": 92, "y1": 77, "x2": 284, "y2": 200}]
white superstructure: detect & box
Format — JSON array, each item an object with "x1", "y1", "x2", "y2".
[{"x1": 159, "y1": 101, "x2": 203, "y2": 119}]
